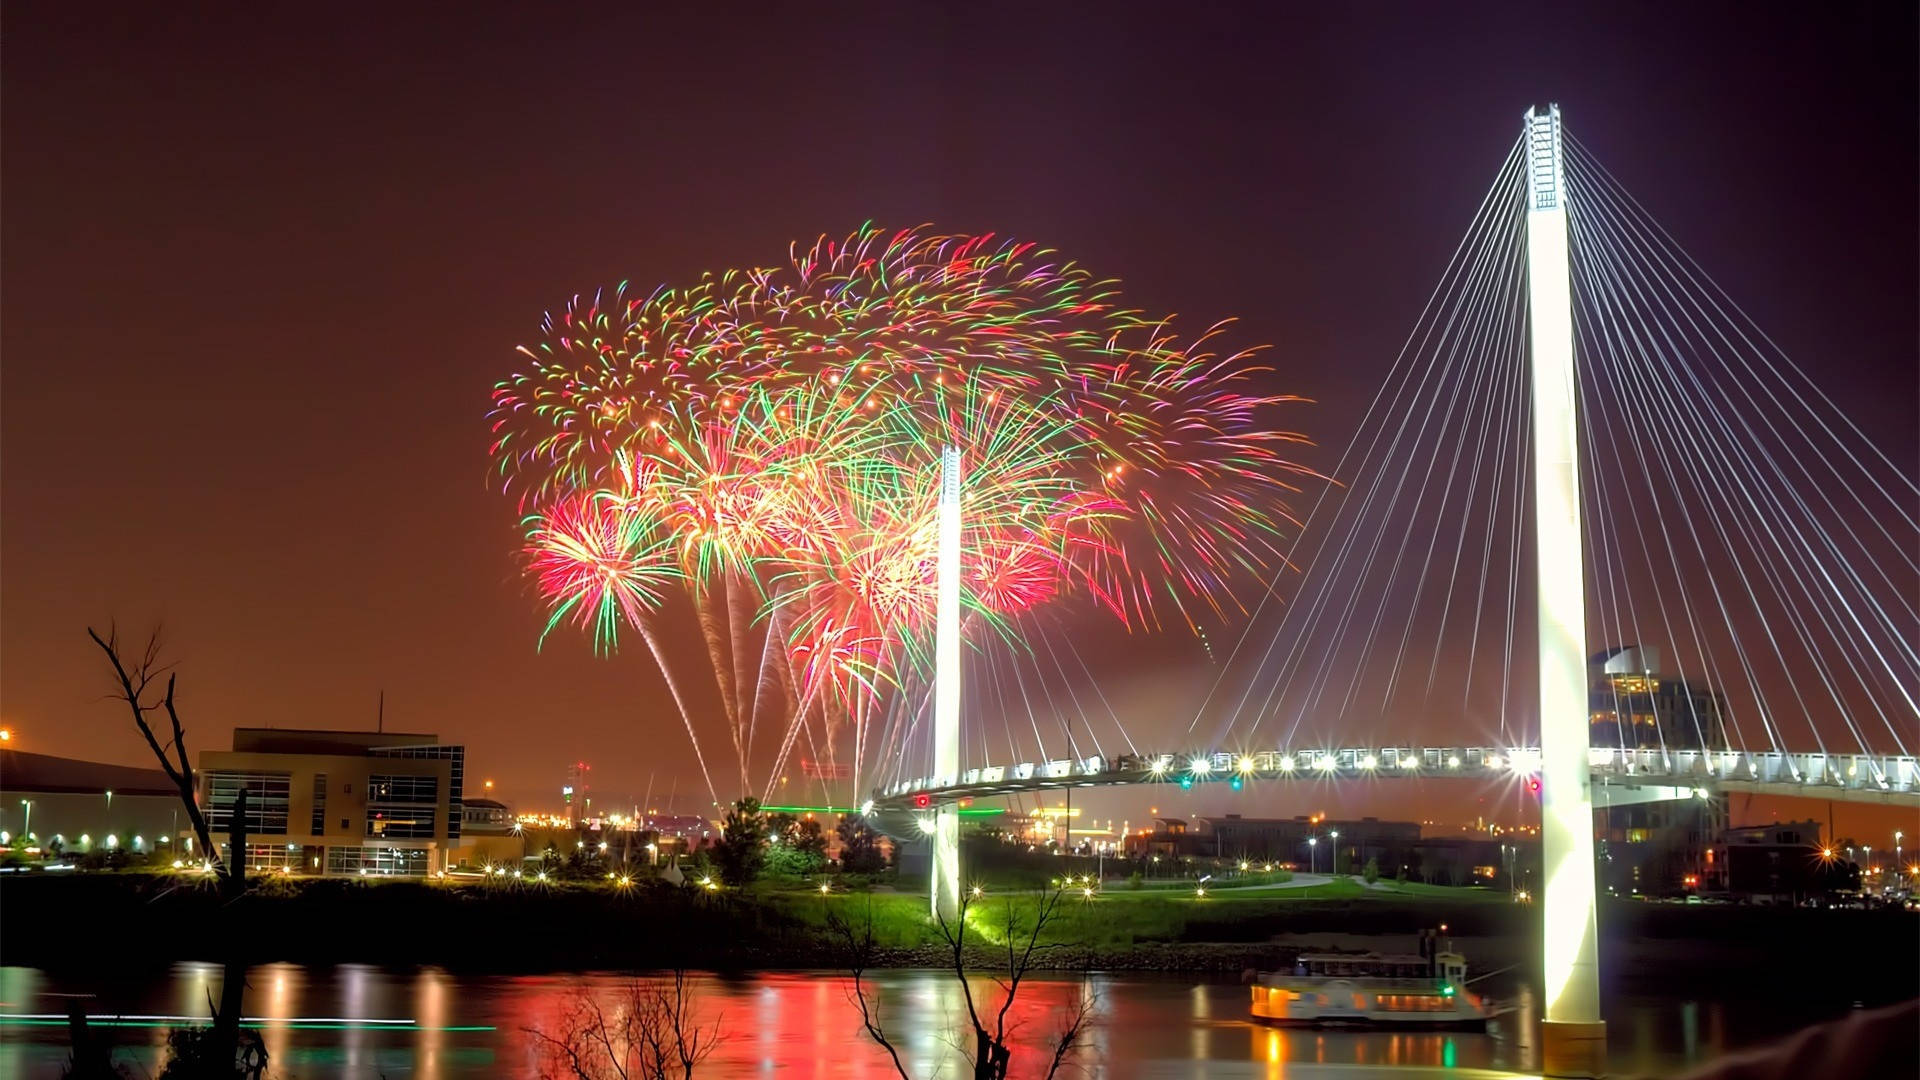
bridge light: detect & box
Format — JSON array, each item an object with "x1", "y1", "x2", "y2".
[
  {"x1": 1401, "y1": 757, "x2": 1418, "y2": 769},
  {"x1": 916, "y1": 816, "x2": 936, "y2": 835},
  {"x1": 1149, "y1": 757, "x2": 1169, "y2": 775},
  {"x1": 913, "y1": 793, "x2": 931, "y2": 809},
  {"x1": 1189, "y1": 756, "x2": 1212, "y2": 775},
  {"x1": 1448, "y1": 755, "x2": 1461, "y2": 769},
  {"x1": 1486, "y1": 755, "x2": 1503, "y2": 770},
  {"x1": 1316, "y1": 756, "x2": 1336, "y2": 772},
  {"x1": 1361, "y1": 755, "x2": 1377, "y2": 770},
  {"x1": 1229, "y1": 776, "x2": 1243, "y2": 792},
  {"x1": 1238, "y1": 756, "x2": 1256, "y2": 773},
  {"x1": 1179, "y1": 777, "x2": 1194, "y2": 791},
  {"x1": 860, "y1": 800, "x2": 875, "y2": 816},
  {"x1": 1278, "y1": 758, "x2": 1295, "y2": 772}
]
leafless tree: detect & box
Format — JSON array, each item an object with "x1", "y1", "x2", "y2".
[
  {"x1": 526, "y1": 972, "x2": 721, "y2": 1080},
  {"x1": 88, "y1": 624, "x2": 264, "y2": 1078},
  {"x1": 824, "y1": 899, "x2": 912, "y2": 1079},
  {"x1": 87, "y1": 625, "x2": 221, "y2": 873},
  {"x1": 830, "y1": 887, "x2": 1094, "y2": 1080}
]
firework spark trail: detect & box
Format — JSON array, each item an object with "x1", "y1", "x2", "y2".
[{"x1": 490, "y1": 224, "x2": 1314, "y2": 802}]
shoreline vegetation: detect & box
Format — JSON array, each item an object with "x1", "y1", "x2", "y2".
[{"x1": 5, "y1": 871, "x2": 1913, "y2": 985}]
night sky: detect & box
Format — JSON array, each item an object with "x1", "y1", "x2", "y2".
[{"x1": 4, "y1": 4, "x2": 1913, "y2": 834}]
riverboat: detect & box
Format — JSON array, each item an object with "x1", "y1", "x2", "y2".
[{"x1": 1250, "y1": 939, "x2": 1502, "y2": 1027}]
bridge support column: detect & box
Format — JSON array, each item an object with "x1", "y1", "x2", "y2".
[
  {"x1": 1525, "y1": 104, "x2": 1606, "y2": 1078},
  {"x1": 931, "y1": 446, "x2": 963, "y2": 922}
]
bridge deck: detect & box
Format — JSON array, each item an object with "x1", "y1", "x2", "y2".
[{"x1": 868, "y1": 746, "x2": 1919, "y2": 814}]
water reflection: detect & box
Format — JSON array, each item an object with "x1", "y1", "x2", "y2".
[{"x1": 0, "y1": 963, "x2": 1889, "y2": 1078}]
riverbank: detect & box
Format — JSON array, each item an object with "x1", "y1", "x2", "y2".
[{"x1": 3, "y1": 872, "x2": 1912, "y2": 990}]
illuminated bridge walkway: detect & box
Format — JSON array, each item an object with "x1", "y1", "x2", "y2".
[{"x1": 869, "y1": 745, "x2": 1920, "y2": 826}]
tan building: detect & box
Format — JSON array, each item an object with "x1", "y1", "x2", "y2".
[{"x1": 197, "y1": 729, "x2": 467, "y2": 876}]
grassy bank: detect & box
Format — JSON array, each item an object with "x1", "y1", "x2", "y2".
[
  {"x1": 0, "y1": 869, "x2": 1517, "y2": 970},
  {"x1": 7, "y1": 870, "x2": 1904, "y2": 980}
]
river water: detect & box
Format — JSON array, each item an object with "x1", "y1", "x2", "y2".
[{"x1": 0, "y1": 945, "x2": 1897, "y2": 1078}]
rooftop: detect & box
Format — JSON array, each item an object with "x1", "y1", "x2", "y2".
[{"x1": 0, "y1": 749, "x2": 176, "y2": 797}]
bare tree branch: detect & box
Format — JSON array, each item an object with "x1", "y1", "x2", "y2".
[
  {"x1": 87, "y1": 624, "x2": 221, "y2": 870},
  {"x1": 826, "y1": 900, "x2": 912, "y2": 1080}
]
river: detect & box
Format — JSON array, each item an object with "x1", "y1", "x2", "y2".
[{"x1": 0, "y1": 938, "x2": 1903, "y2": 1078}]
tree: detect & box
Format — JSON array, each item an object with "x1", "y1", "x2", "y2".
[
  {"x1": 1362, "y1": 856, "x2": 1380, "y2": 885},
  {"x1": 1394, "y1": 863, "x2": 1408, "y2": 886},
  {"x1": 828, "y1": 886, "x2": 1093, "y2": 1080},
  {"x1": 526, "y1": 971, "x2": 720, "y2": 1079},
  {"x1": 87, "y1": 626, "x2": 220, "y2": 872},
  {"x1": 835, "y1": 816, "x2": 886, "y2": 874},
  {"x1": 89, "y1": 625, "x2": 266, "y2": 1078},
  {"x1": 713, "y1": 797, "x2": 766, "y2": 886},
  {"x1": 765, "y1": 815, "x2": 828, "y2": 877}
]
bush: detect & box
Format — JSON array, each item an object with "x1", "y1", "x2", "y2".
[
  {"x1": 1128, "y1": 871, "x2": 1144, "y2": 890},
  {"x1": 1363, "y1": 857, "x2": 1379, "y2": 885},
  {"x1": 713, "y1": 798, "x2": 766, "y2": 887}
]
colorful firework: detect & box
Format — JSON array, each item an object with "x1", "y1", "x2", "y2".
[{"x1": 488, "y1": 224, "x2": 1315, "y2": 804}]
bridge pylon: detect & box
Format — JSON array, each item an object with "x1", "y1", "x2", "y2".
[
  {"x1": 1525, "y1": 103, "x2": 1606, "y2": 1078},
  {"x1": 930, "y1": 445, "x2": 963, "y2": 921}
]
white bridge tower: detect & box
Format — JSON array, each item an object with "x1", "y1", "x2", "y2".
[
  {"x1": 1525, "y1": 103, "x2": 1606, "y2": 1077},
  {"x1": 930, "y1": 445, "x2": 963, "y2": 920}
]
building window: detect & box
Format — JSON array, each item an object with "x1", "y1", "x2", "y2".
[
  {"x1": 204, "y1": 771, "x2": 293, "y2": 835},
  {"x1": 311, "y1": 773, "x2": 328, "y2": 836},
  {"x1": 324, "y1": 845, "x2": 429, "y2": 877},
  {"x1": 370, "y1": 744, "x2": 465, "y2": 840},
  {"x1": 367, "y1": 773, "x2": 438, "y2": 839}
]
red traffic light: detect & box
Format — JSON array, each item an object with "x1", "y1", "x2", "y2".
[
  {"x1": 913, "y1": 793, "x2": 931, "y2": 809},
  {"x1": 1527, "y1": 778, "x2": 1541, "y2": 794}
]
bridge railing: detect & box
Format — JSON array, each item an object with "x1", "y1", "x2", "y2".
[{"x1": 877, "y1": 745, "x2": 1919, "y2": 805}]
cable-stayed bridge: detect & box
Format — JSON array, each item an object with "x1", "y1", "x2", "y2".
[{"x1": 863, "y1": 105, "x2": 1916, "y2": 1078}]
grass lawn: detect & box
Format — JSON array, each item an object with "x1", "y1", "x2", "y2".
[{"x1": 763, "y1": 874, "x2": 1513, "y2": 949}]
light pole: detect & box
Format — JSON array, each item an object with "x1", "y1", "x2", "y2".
[
  {"x1": 19, "y1": 800, "x2": 31, "y2": 842},
  {"x1": 1308, "y1": 835, "x2": 1318, "y2": 875},
  {"x1": 1896, "y1": 832, "x2": 1903, "y2": 885},
  {"x1": 1331, "y1": 829, "x2": 1341, "y2": 875}
]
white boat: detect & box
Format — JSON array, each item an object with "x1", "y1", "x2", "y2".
[{"x1": 1250, "y1": 944, "x2": 1501, "y2": 1027}]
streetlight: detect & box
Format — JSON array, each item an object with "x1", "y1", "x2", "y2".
[
  {"x1": 1330, "y1": 829, "x2": 1340, "y2": 875},
  {"x1": 1307, "y1": 835, "x2": 1318, "y2": 874},
  {"x1": 19, "y1": 800, "x2": 31, "y2": 842}
]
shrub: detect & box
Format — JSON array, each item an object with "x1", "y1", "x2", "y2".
[{"x1": 1363, "y1": 857, "x2": 1380, "y2": 885}]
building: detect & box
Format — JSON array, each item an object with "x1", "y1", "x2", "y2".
[
  {"x1": 0, "y1": 749, "x2": 184, "y2": 858},
  {"x1": 448, "y1": 797, "x2": 525, "y2": 869},
  {"x1": 1588, "y1": 645, "x2": 1729, "y2": 750},
  {"x1": 197, "y1": 728, "x2": 466, "y2": 876},
  {"x1": 1125, "y1": 815, "x2": 1421, "y2": 871},
  {"x1": 1711, "y1": 819, "x2": 1858, "y2": 904}
]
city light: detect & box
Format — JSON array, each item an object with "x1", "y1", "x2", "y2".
[
  {"x1": 1361, "y1": 755, "x2": 1377, "y2": 770},
  {"x1": 819, "y1": 883, "x2": 831, "y2": 895},
  {"x1": 971, "y1": 885, "x2": 983, "y2": 898},
  {"x1": 1189, "y1": 756, "x2": 1211, "y2": 775},
  {"x1": 1448, "y1": 756, "x2": 1461, "y2": 769},
  {"x1": 1194, "y1": 886, "x2": 1206, "y2": 898},
  {"x1": 1278, "y1": 757, "x2": 1295, "y2": 772},
  {"x1": 0, "y1": 728, "x2": 10, "y2": 741},
  {"x1": 1238, "y1": 756, "x2": 1256, "y2": 773}
]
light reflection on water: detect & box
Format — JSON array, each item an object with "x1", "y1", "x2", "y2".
[{"x1": 0, "y1": 963, "x2": 1865, "y2": 1078}]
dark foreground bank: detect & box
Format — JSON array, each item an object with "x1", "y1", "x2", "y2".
[{"x1": 3, "y1": 873, "x2": 1914, "y2": 993}]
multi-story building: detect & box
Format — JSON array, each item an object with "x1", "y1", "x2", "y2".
[
  {"x1": 197, "y1": 728, "x2": 465, "y2": 876},
  {"x1": 1711, "y1": 819, "x2": 1857, "y2": 904},
  {"x1": 1588, "y1": 644, "x2": 1729, "y2": 750}
]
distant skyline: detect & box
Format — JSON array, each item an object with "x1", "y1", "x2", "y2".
[{"x1": 3, "y1": 5, "x2": 1912, "y2": 840}]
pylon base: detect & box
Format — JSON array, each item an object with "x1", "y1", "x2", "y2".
[{"x1": 1541, "y1": 1019, "x2": 1607, "y2": 1078}]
